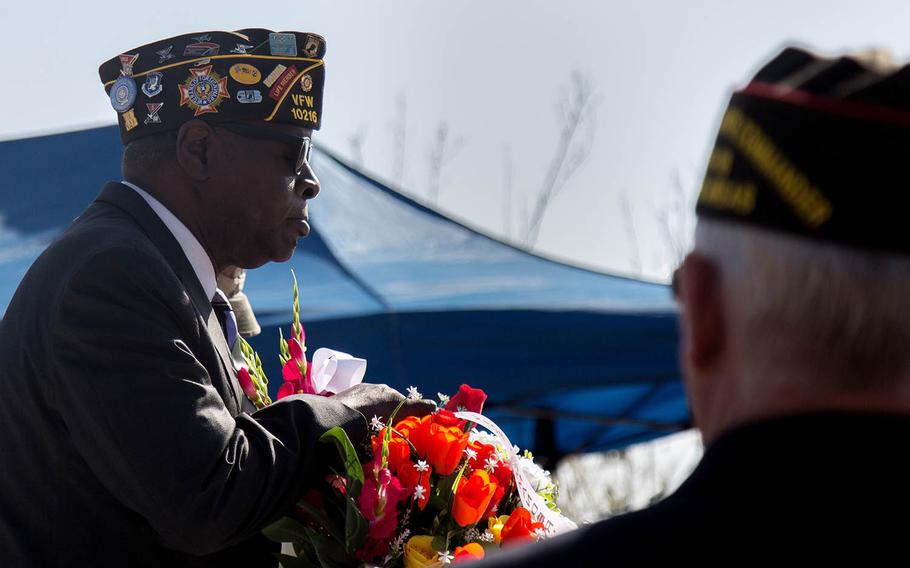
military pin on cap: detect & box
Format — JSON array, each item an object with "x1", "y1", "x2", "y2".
[
  {"x1": 268, "y1": 32, "x2": 297, "y2": 56},
  {"x1": 110, "y1": 76, "x2": 138, "y2": 113},
  {"x1": 118, "y1": 53, "x2": 139, "y2": 76},
  {"x1": 141, "y1": 72, "x2": 163, "y2": 98}
]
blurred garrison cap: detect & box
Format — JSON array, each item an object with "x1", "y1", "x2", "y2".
[{"x1": 697, "y1": 46, "x2": 910, "y2": 254}]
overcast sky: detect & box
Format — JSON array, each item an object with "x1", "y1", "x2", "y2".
[{"x1": 4, "y1": 1, "x2": 910, "y2": 280}]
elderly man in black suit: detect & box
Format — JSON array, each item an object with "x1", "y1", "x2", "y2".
[
  {"x1": 480, "y1": 46, "x2": 910, "y2": 564},
  {"x1": 0, "y1": 29, "x2": 430, "y2": 566}
]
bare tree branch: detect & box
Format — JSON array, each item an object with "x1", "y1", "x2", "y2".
[
  {"x1": 655, "y1": 168, "x2": 695, "y2": 272},
  {"x1": 346, "y1": 124, "x2": 368, "y2": 169},
  {"x1": 426, "y1": 121, "x2": 465, "y2": 204},
  {"x1": 525, "y1": 71, "x2": 600, "y2": 247},
  {"x1": 502, "y1": 144, "x2": 514, "y2": 240},
  {"x1": 390, "y1": 93, "x2": 407, "y2": 187},
  {"x1": 620, "y1": 193, "x2": 643, "y2": 275}
]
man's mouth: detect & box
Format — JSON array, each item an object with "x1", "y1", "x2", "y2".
[{"x1": 288, "y1": 216, "x2": 310, "y2": 237}]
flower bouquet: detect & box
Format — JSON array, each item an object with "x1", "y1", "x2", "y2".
[{"x1": 235, "y1": 275, "x2": 576, "y2": 566}]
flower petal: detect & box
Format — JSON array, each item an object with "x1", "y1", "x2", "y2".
[
  {"x1": 282, "y1": 359, "x2": 302, "y2": 381},
  {"x1": 277, "y1": 381, "x2": 296, "y2": 401},
  {"x1": 288, "y1": 337, "x2": 304, "y2": 361}
]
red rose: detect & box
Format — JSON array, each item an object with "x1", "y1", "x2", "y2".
[
  {"x1": 445, "y1": 384, "x2": 487, "y2": 414},
  {"x1": 500, "y1": 507, "x2": 545, "y2": 546}
]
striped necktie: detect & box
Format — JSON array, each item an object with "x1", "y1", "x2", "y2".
[{"x1": 211, "y1": 289, "x2": 239, "y2": 350}]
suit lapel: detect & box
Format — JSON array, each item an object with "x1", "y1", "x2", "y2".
[{"x1": 94, "y1": 182, "x2": 245, "y2": 413}]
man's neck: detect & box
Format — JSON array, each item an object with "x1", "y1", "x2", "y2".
[{"x1": 121, "y1": 180, "x2": 219, "y2": 298}]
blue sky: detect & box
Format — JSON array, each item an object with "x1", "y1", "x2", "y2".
[{"x1": 5, "y1": 1, "x2": 910, "y2": 279}]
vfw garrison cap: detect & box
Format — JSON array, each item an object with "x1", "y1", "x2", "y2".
[
  {"x1": 697, "y1": 46, "x2": 910, "y2": 254},
  {"x1": 99, "y1": 29, "x2": 325, "y2": 144}
]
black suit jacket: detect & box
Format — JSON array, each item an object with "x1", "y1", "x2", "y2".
[
  {"x1": 0, "y1": 183, "x2": 367, "y2": 566},
  {"x1": 479, "y1": 413, "x2": 910, "y2": 564}
]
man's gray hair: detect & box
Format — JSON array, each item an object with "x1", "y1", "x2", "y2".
[
  {"x1": 121, "y1": 131, "x2": 177, "y2": 177},
  {"x1": 695, "y1": 219, "x2": 910, "y2": 394}
]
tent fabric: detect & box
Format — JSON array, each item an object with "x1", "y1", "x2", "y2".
[{"x1": 0, "y1": 125, "x2": 689, "y2": 457}]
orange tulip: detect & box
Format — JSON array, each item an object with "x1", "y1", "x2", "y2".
[
  {"x1": 453, "y1": 542, "x2": 485, "y2": 563},
  {"x1": 372, "y1": 429, "x2": 412, "y2": 474},
  {"x1": 399, "y1": 415, "x2": 432, "y2": 458},
  {"x1": 394, "y1": 415, "x2": 421, "y2": 434},
  {"x1": 452, "y1": 470, "x2": 498, "y2": 527},
  {"x1": 426, "y1": 421, "x2": 469, "y2": 476}
]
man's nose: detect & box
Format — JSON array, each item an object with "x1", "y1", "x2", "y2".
[{"x1": 294, "y1": 161, "x2": 320, "y2": 200}]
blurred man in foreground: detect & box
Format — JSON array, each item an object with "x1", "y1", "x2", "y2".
[{"x1": 481, "y1": 46, "x2": 910, "y2": 563}]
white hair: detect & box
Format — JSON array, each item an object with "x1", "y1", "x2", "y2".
[{"x1": 694, "y1": 218, "x2": 910, "y2": 394}]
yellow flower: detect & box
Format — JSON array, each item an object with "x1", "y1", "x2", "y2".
[
  {"x1": 488, "y1": 514, "x2": 511, "y2": 545},
  {"x1": 404, "y1": 535, "x2": 443, "y2": 568}
]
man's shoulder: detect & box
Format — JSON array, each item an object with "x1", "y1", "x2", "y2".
[
  {"x1": 6, "y1": 199, "x2": 175, "y2": 320},
  {"x1": 40, "y1": 201, "x2": 164, "y2": 281}
]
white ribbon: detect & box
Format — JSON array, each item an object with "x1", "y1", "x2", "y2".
[
  {"x1": 454, "y1": 411, "x2": 578, "y2": 535},
  {"x1": 311, "y1": 347, "x2": 367, "y2": 395}
]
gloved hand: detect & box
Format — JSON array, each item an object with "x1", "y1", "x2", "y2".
[{"x1": 332, "y1": 383, "x2": 436, "y2": 424}]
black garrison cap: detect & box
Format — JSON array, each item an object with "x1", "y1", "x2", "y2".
[{"x1": 99, "y1": 29, "x2": 325, "y2": 144}]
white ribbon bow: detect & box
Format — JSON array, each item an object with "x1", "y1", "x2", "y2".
[{"x1": 311, "y1": 347, "x2": 367, "y2": 395}]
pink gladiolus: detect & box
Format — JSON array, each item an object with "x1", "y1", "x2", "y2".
[
  {"x1": 357, "y1": 468, "x2": 409, "y2": 560},
  {"x1": 288, "y1": 336, "x2": 305, "y2": 362},
  {"x1": 276, "y1": 381, "x2": 296, "y2": 400},
  {"x1": 236, "y1": 367, "x2": 259, "y2": 401},
  {"x1": 277, "y1": 337, "x2": 316, "y2": 399}
]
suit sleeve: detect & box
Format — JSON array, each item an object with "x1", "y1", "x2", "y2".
[{"x1": 47, "y1": 246, "x2": 367, "y2": 554}]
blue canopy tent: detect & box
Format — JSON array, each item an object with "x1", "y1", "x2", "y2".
[{"x1": 0, "y1": 125, "x2": 689, "y2": 460}]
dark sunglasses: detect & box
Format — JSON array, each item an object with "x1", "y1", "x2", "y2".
[{"x1": 215, "y1": 122, "x2": 313, "y2": 176}]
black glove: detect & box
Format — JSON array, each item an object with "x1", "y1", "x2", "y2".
[{"x1": 332, "y1": 383, "x2": 436, "y2": 424}]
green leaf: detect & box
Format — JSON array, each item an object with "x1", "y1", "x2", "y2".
[
  {"x1": 436, "y1": 465, "x2": 467, "y2": 506},
  {"x1": 304, "y1": 525, "x2": 352, "y2": 568},
  {"x1": 262, "y1": 516, "x2": 310, "y2": 543},
  {"x1": 343, "y1": 494, "x2": 368, "y2": 555},
  {"x1": 431, "y1": 533, "x2": 447, "y2": 554},
  {"x1": 294, "y1": 500, "x2": 343, "y2": 543},
  {"x1": 319, "y1": 427, "x2": 364, "y2": 500}
]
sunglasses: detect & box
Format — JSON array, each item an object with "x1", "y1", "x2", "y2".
[{"x1": 215, "y1": 122, "x2": 313, "y2": 176}]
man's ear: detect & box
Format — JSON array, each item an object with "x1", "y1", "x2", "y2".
[
  {"x1": 176, "y1": 120, "x2": 214, "y2": 181},
  {"x1": 679, "y1": 252, "x2": 726, "y2": 371}
]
